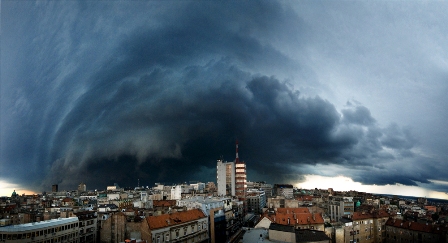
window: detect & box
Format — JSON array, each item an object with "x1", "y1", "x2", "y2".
[
  {"x1": 157, "y1": 236, "x2": 160, "y2": 243},
  {"x1": 166, "y1": 234, "x2": 169, "y2": 241}
]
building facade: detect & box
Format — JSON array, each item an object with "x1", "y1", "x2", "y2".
[
  {"x1": 143, "y1": 209, "x2": 208, "y2": 243},
  {"x1": 0, "y1": 217, "x2": 79, "y2": 243},
  {"x1": 385, "y1": 218, "x2": 446, "y2": 243},
  {"x1": 74, "y1": 211, "x2": 97, "y2": 243},
  {"x1": 234, "y1": 141, "x2": 246, "y2": 201},
  {"x1": 216, "y1": 160, "x2": 235, "y2": 197},
  {"x1": 273, "y1": 184, "x2": 294, "y2": 199},
  {"x1": 328, "y1": 197, "x2": 354, "y2": 222},
  {"x1": 246, "y1": 189, "x2": 266, "y2": 214}
]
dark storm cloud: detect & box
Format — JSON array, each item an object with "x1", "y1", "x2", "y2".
[
  {"x1": 341, "y1": 105, "x2": 376, "y2": 126},
  {"x1": 1, "y1": 1, "x2": 436, "y2": 192}
]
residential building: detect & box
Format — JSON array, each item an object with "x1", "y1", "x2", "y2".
[
  {"x1": 216, "y1": 160, "x2": 235, "y2": 197},
  {"x1": 246, "y1": 189, "x2": 266, "y2": 214},
  {"x1": 273, "y1": 184, "x2": 294, "y2": 199},
  {"x1": 338, "y1": 210, "x2": 390, "y2": 243},
  {"x1": 385, "y1": 218, "x2": 446, "y2": 243},
  {"x1": 75, "y1": 211, "x2": 97, "y2": 243},
  {"x1": 328, "y1": 197, "x2": 354, "y2": 222},
  {"x1": 171, "y1": 185, "x2": 182, "y2": 200},
  {"x1": 264, "y1": 208, "x2": 325, "y2": 231},
  {"x1": 0, "y1": 217, "x2": 79, "y2": 242},
  {"x1": 142, "y1": 209, "x2": 208, "y2": 243},
  {"x1": 268, "y1": 223, "x2": 331, "y2": 243}
]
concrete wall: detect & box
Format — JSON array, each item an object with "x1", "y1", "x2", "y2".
[
  {"x1": 269, "y1": 230, "x2": 295, "y2": 243},
  {"x1": 100, "y1": 213, "x2": 126, "y2": 243}
]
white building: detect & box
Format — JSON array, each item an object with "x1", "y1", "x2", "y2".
[
  {"x1": 176, "y1": 196, "x2": 232, "y2": 216},
  {"x1": 171, "y1": 185, "x2": 182, "y2": 200},
  {"x1": 0, "y1": 217, "x2": 79, "y2": 242},
  {"x1": 217, "y1": 160, "x2": 235, "y2": 196},
  {"x1": 190, "y1": 183, "x2": 205, "y2": 192}
]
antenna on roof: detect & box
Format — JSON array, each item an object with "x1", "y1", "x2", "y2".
[{"x1": 235, "y1": 139, "x2": 239, "y2": 163}]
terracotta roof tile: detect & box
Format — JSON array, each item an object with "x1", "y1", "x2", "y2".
[
  {"x1": 153, "y1": 200, "x2": 176, "y2": 207},
  {"x1": 385, "y1": 218, "x2": 446, "y2": 234},
  {"x1": 146, "y1": 209, "x2": 206, "y2": 230},
  {"x1": 277, "y1": 208, "x2": 310, "y2": 214},
  {"x1": 266, "y1": 211, "x2": 324, "y2": 225}
]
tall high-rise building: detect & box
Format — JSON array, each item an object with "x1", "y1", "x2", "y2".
[
  {"x1": 216, "y1": 140, "x2": 247, "y2": 199},
  {"x1": 217, "y1": 160, "x2": 235, "y2": 196},
  {"x1": 234, "y1": 140, "x2": 246, "y2": 201},
  {"x1": 52, "y1": 184, "x2": 58, "y2": 192}
]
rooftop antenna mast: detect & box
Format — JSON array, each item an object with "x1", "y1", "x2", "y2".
[{"x1": 235, "y1": 139, "x2": 239, "y2": 163}]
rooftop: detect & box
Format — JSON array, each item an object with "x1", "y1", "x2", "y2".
[
  {"x1": 295, "y1": 229, "x2": 331, "y2": 242},
  {"x1": 146, "y1": 209, "x2": 206, "y2": 230},
  {"x1": 0, "y1": 217, "x2": 79, "y2": 232}
]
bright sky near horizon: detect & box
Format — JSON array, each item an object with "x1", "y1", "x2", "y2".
[{"x1": 2, "y1": 1, "x2": 448, "y2": 198}]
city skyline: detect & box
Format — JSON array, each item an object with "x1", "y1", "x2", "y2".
[{"x1": 2, "y1": 1, "x2": 448, "y2": 199}]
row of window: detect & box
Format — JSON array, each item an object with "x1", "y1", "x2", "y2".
[
  {"x1": 153, "y1": 221, "x2": 208, "y2": 242},
  {"x1": 155, "y1": 232, "x2": 206, "y2": 243},
  {"x1": 0, "y1": 223, "x2": 78, "y2": 240},
  {"x1": 0, "y1": 231, "x2": 78, "y2": 241}
]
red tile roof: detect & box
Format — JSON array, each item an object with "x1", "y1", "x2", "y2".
[
  {"x1": 153, "y1": 200, "x2": 176, "y2": 207},
  {"x1": 386, "y1": 218, "x2": 446, "y2": 234},
  {"x1": 266, "y1": 212, "x2": 324, "y2": 225},
  {"x1": 146, "y1": 209, "x2": 206, "y2": 230},
  {"x1": 277, "y1": 208, "x2": 310, "y2": 214},
  {"x1": 295, "y1": 196, "x2": 314, "y2": 201},
  {"x1": 352, "y1": 210, "x2": 390, "y2": 220}
]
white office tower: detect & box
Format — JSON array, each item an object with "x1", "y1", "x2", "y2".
[{"x1": 217, "y1": 159, "x2": 235, "y2": 196}]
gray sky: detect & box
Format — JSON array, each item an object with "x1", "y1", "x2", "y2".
[{"x1": 2, "y1": 1, "x2": 448, "y2": 197}]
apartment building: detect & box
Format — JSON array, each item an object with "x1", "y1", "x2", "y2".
[
  {"x1": 142, "y1": 209, "x2": 208, "y2": 243},
  {"x1": 265, "y1": 208, "x2": 325, "y2": 231},
  {"x1": 385, "y1": 218, "x2": 447, "y2": 243},
  {"x1": 328, "y1": 197, "x2": 354, "y2": 222},
  {"x1": 338, "y1": 210, "x2": 390, "y2": 243},
  {"x1": 0, "y1": 217, "x2": 79, "y2": 243},
  {"x1": 246, "y1": 189, "x2": 266, "y2": 214},
  {"x1": 216, "y1": 160, "x2": 235, "y2": 197},
  {"x1": 273, "y1": 184, "x2": 294, "y2": 199},
  {"x1": 74, "y1": 211, "x2": 97, "y2": 243}
]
